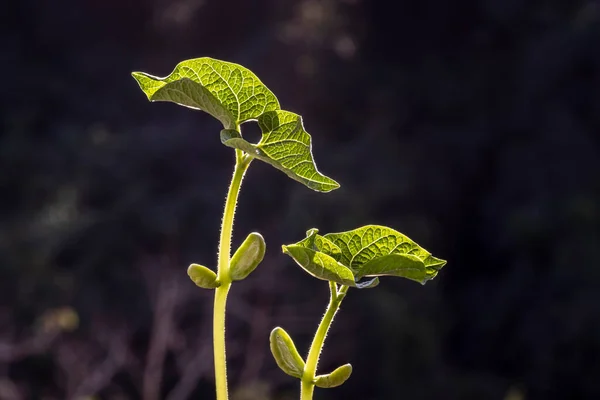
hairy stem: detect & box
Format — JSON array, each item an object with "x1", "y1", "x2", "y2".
[
  {"x1": 214, "y1": 149, "x2": 251, "y2": 400},
  {"x1": 301, "y1": 282, "x2": 349, "y2": 400}
]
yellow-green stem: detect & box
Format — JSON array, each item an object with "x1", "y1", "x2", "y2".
[
  {"x1": 301, "y1": 283, "x2": 349, "y2": 400},
  {"x1": 213, "y1": 282, "x2": 231, "y2": 400},
  {"x1": 214, "y1": 149, "x2": 251, "y2": 400}
]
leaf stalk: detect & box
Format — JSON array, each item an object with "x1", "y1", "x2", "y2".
[{"x1": 301, "y1": 282, "x2": 349, "y2": 400}]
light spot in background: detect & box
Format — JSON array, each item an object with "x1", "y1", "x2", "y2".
[
  {"x1": 154, "y1": 0, "x2": 205, "y2": 30},
  {"x1": 37, "y1": 307, "x2": 80, "y2": 334},
  {"x1": 504, "y1": 386, "x2": 526, "y2": 400},
  {"x1": 37, "y1": 186, "x2": 79, "y2": 234},
  {"x1": 334, "y1": 35, "x2": 356, "y2": 59},
  {"x1": 279, "y1": 0, "x2": 361, "y2": 63},
  {"x1": 301, "y1": 0, "x2": 326, "y2": 25},
  {"x1": 297, "y1": 54, "x2": 317, "y2": 76},
  {"x1": 90, "y1": 124, "x2": 110, "y2": 145}
]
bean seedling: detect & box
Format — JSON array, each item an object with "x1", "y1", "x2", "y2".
[{"x1": 132, "y1": 57, "x2": 446, "y2": 400}]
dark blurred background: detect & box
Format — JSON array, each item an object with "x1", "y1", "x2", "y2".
[{"x1": 2, "y1": 0, "x2": 600, "y2": 399}]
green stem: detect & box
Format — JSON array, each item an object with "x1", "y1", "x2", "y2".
[
  {"x1": 214, "y1": 149, "x2": 251, "y2": 400},
  {"x1": 301, "y1": 282, "x2": 349, "y2": 400},
  {"x1": 213, "y1": 282, "x2": 231, "y2": 400}
]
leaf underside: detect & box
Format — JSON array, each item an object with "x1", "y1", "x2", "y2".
[
  {"x1": 282, "y1": 244, "x2": 355, "y2": 286},
  {"x1": 222, "y1": 110, "x2": 340, "y2": 192},
  {"x1": 282, "y1": 226, "x2": 447, "y2": 286}
]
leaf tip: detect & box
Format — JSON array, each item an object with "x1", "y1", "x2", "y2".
[
  {"x1": 270, "y1": 326, "x2": 283, "y2": 337},
  {"x1": 328, "y1": 180, "x2": 341, "y2": 191},
  {"x1": 305, "y1": 228, "x2": 319, "y2": 237},
  {"x1": 419, "y1": 257, "x2": 447, "y2": 285},
  {"x1": 312, "y1": 178, "x2": 341, "y2": 193},
  {"x1": 131, "y1": 71, "x2": 156, "y2": 101},
  {"x1": 131, "y1": 71, "x2": 147, "y2": 84}
]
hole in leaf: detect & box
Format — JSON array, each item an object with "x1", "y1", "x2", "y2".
[{"x1": 242, "y1": 121, "x2": 262, "y2": 144}]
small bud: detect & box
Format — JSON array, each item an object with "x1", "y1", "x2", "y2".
[
  {"x1": 187, "y1": 264, "x2": 220, "y2": 289},
  {"x1": 220, "y1": 129, "x2": 241, "y2": 144},
  {"x1": 355, "y1": 277, "x2": 379, "y2": 289},
  {"x1": 269, "y1": 327, "x2": 305, "y2": 379},
  {"x1": 39, "y1": 307, "x2": 79, "y2": 333},
  {"x1": 230, "y1": 232, "x2": 266, "y2": 281},
  {"x1": 314, "y1": 363, "x2": 353, "y2": 388}
]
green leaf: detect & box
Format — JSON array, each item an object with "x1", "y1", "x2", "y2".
[
  {"x1": 132, "y1": 57, "x2": 280, "y2": 129},
  {"x1": 269, "y1": 327, "x2": 305, "y2": 379},
  {"x1": 187, "y1": 264, "x2": 220, "y2": 289},
  {"x1": 221, "y1": 110, "x2": 340, "y2": 192},
  {"x1": 323, "y1": 225, "x2": 447, "y2": 283},
  {"x1": 295, "y1": 229, "x2": 342, "y2": 261},
  {"x1": 230, "y1": 232, "x2": 266, "y2": 281},
  {"x1": 282, "y1": 225, "x2": 446, "y2": 285},
  {"x1": 281, "y1": 244, "x2": 355, "y2": 287},
  {"x1": 358, "y1": 254, "x2": 433, "y2": 284},
  {"x1": 314, "y1": 363, "x2": 353, "y2": 388}
]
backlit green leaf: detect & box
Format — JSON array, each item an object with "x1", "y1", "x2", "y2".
[
  {"x1": 324, "y1": 225, "x2": 447, "y2": 283},
  {"x1": 283, "y1": 225, "x2": 446, "y2": 285},
  {"x1": 295, "y1": 228, "x2": 342, "y2": 261},
  {"x1": 221, "y1": 110, "x2": 340, "y2": 192},
  {"x1": 132, "y1": 57, "x2": 280, "y2": 129},
  {"x1": 269, "y1": 327, "x2": 305, "y2": 379},
  {"x1": 357, "y1": 254, "x2": 432, "y2": 283},
  {"x1": 282, "y1": 244, "x2": 355, "y2": 286}
]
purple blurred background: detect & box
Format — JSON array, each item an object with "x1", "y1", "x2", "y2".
[{"x1": 1, "y1": 0, "x2": 600, "y2": 399}]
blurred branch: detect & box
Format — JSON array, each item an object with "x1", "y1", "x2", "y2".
[
  {"x1": 142, "y1": 263, "x2": 180, "y2": 400},
  {"x1": 166, "y1": 322, "x2": 212, "y2": 400},
  {"x1": 53, "y1": 319, "x2": 133, "y2": 400},
  {"x1": 0, "y1": 378, "x2": 24, "y2": 400},
  {"x1": 69, "y1": 327, "x2": 132, "y2": 400},
  {"x1": 238, "y1": 295, "x2": 271, "y2": 385},
  {"x1": 0, "y1": 331, "x2": 59, "y2": 363}
]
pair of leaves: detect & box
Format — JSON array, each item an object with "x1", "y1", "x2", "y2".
[
  {"x1": 282, "y1": 225, "x2": 447, "y2": 287},
  {"x1": 270, "y1": 327, "x2": 352, "y2": 389},
  {"x1": 188, "y1": 232, "x2": 265, "y2": 288},
  {"x1": 132, "y1": 58, "x2": 339, "y2": 193}
]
